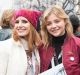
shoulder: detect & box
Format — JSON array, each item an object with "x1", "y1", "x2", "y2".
[
  {"x1": 0, "y1": 38, "x2": 12, "y2": 46},
  {"x1": 71, "y1": 35, "x2": 80, "y2": 46},
  {"x1": 0, "y1": 29, "x2": 12, "y2": 41},
  {"x1": 0, "y1": 38, "x2": 13, "y2": 54},
  {"x1": 70, "y1": 35, "x2": 80, "y2": 59}
]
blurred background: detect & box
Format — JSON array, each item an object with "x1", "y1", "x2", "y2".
[{"x1": 0, "y1": 0, "x2": 80, "y2": 19}]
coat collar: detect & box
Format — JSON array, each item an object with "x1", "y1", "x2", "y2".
[{"x1": 12, "y1": 38, "x2": 29, "y2": 50}]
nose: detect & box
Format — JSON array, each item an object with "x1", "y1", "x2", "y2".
[
  {"x1": 18, "y1": 21, "x2": 22, "y2": 26},
  {"x1": 51, "y1": 23, "x2": 57, "y2": 28}
]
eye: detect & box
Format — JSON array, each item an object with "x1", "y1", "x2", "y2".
[
  {"x1": 22, "y1": 20, "x2": 28, "y2": 23},
  {"x1": 46, "y1": 22, "x2": 52, "y2": 26},
  {"x1": 15, "y1": 20, "x2": 19, "y2": 24},
  {"x1": 54, "y1": 20, "x2": 60, "y2": 23}
]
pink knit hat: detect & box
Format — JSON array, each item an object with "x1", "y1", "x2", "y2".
[{"x1": 15, "y1": 9, "x2": 42, "y2": 29}]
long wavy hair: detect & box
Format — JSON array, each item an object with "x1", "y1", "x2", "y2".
[
  {"x1": 13, "y1": 22, "x2": 42, "y2": 52},
  {"x1": 40, "y1": 5, "x2": 73, "y2": 47}
]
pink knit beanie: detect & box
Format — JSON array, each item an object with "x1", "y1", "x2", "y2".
[{"x1": 15, "y1": 9, "x2": 42, "y2": 29}]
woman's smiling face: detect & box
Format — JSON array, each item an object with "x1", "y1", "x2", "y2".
[
  {"x1": 14, "y1": 16, "x2": 31, "y2": 37},
  {"x1": 46, "y1": 13, "x2": 66, "y2": 37}
]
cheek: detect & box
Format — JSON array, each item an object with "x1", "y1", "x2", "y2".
[
  {"x1": 25, "y1": 26, "x2": 30, "y2": 34},
  {"x1": 26, "y1": 25, "x2": 30, "y2": 32},
  {"x1": 60, "y1": 22, "x2": 66, "y2": 28},
  {"x1": 46, "y1": 26, "x2": 50, "y2": 31},
  {"x1": 26, "y1": 28, "x2": 30, "y2": 34},
  {"x1": 13, "y1": 26, "x2": 17, "y2": 30},
  {"x1": 25, "y1": 23, "x2": 30, "y2": 28},
  {"x1": 13, "y1": 24, "x2": 17, "y2": 28}
]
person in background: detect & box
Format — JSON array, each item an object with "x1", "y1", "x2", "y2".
[
  {"x1": 69, "y1": 14, "x2": 80, "y2": 38},
  {"x1": 0, "y1": 26, "x2": 2, "y2": 29},
  {"x1": 0, "y1": 9, "x2": 42, "y2": 75},
  {"x1": 0, "y1": 9, "x2": 15, "y2": 41},
  {"x1": 39, "y1": 5, "x2": 80, "y2": 75}
]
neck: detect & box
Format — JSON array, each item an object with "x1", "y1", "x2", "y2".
[
  {"x1": 20, "y1": 38, "x2": 29, "y2": 50},
  {"x1": 52, "y1": 32, "x2": 66, "y2": 47}
]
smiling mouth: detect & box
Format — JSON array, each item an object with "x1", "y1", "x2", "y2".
[
  {"x1": 51, "y1": 29, "x2": 59, "y2": 32},
  {"x1": 17, "y1": 29, "x2": 26, "y2": 32}
]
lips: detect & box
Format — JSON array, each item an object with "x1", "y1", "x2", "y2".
[
  {"x1": 17, "y1": 28, "x2": 26, "y2": 32},
  {"x1": 51, "y1": 28, "x2": 59, "y2": 32},
  {"x1": 18, "y1": 29, "x2": 25, "y2": 31},
  {"x1": 17, "y1": 27, "x2": 26, "y2": 30}
]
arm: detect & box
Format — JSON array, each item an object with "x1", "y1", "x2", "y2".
[
  {"x1": 63, "y1": 43, "x2": 80, "y2": 75},
  {"x1": 0, "y1": 52, "x2": 9, "y2": 75},
  {"x1": 0, "y1": 43, "x2": 9, "y2": 75}
]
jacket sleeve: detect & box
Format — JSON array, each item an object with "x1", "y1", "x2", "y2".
[{"x1": 63, "y1": 38, "x2": 80, "y2": 75}]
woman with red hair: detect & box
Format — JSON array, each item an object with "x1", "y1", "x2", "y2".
[{"x1": 0, "y1": 9, "x2": 42, "y2": 75}]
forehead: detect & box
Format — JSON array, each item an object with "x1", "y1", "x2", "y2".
[
  {"x1": 47, "y1": 13, "x2": 60, "y2": 21},
  {"x1": 16, "y1": 16, "x2": 28, "y2": 21}
]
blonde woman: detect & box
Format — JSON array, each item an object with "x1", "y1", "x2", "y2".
[
  {"x1": 0, "y1": 9, "x2": 42, "y2": 75},
  {"x1": 39, "y1": 5, "x2": 80, "y2": 75}
]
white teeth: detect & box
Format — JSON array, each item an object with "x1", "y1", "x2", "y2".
[
  {"x1": 51, "y1": 29, "x2": 59, "y2": 32},
  {"x1": 18, "y1": 29, "x2": 26, "y2": 31},
  {"x1": 18, "y1": 27, "x2": 25, "y2": 29},
  {"x1": 18, "y1": 29, "x2": 25, "y2": 30},
  {"x1": 51, "y1": 29, "x2": 56, "y2": 31},
  {"x1": 17, "y1": 28, "x2": 26, "y2": 30}
]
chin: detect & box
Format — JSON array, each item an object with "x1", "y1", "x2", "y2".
[
  {"x1": 53, "y1": 35, "x2": 60, "y2": 37},
  {"x1": 52, "y1": 33, "x2": 60, "y2": 37},
  {"x1": 18, "y1": 34, "x2": 26, "y2": 37}
]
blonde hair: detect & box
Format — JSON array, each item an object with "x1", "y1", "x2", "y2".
[
  {"x1": 40, "y1": 5, "x2": 73, "y2": 47},
  {"x1": 13, "y1": 23, "x2": 42, "y2": 52},
  {"x1": 0, "y1": 9, "x2": 15, "y2": 28}
]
